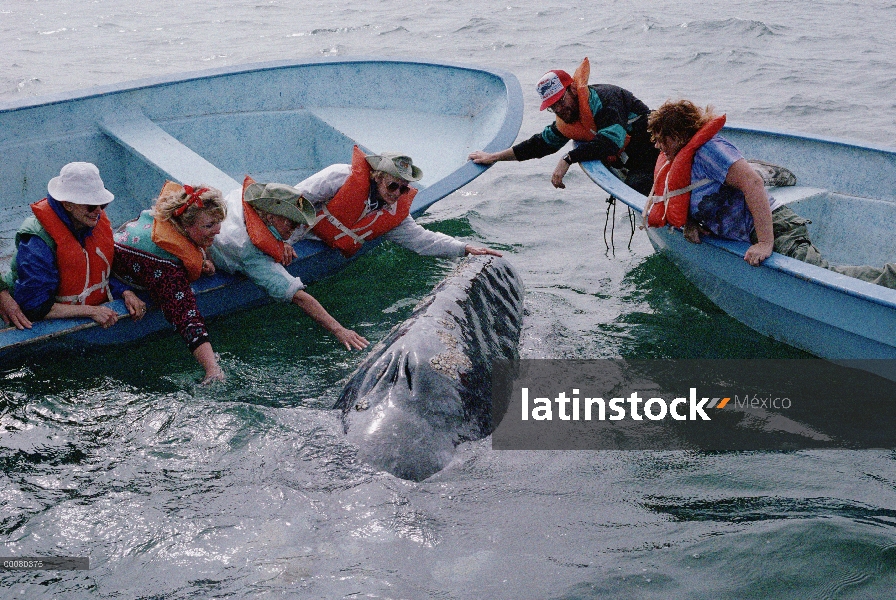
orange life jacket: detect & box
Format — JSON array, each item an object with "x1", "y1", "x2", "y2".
[
  {"x1": 151, "y1": 182, "x2": 207, "y2": 281},
  {"x1": 31, "y1": 198, "x2": 114, "y2": 305},
  {"x1": 311, "y1": 146, "x2": 416, "y2": 258},
  {"x1": 240, "y1": 175, "x2": 290, "y2": 265},
  {"x1": 645, "y1": 115, "x2": 727, "y2": 228},
  {"x1": 554, "y1": 58, "x2": 598, "y2": 142}
]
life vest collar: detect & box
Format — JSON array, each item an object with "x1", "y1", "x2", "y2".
[
  {"x1": 150, "y1": 181, "x2": 208, "y2": 281},
  {"x1": 644, "y1": 115, "x2": 727, "y2": 228},
  {"x1": 240, "y1": 175, "x2": 291, "y2": 265},
  {"x1": 554, "y1": 57, "x2": 598, "y2": 142}
]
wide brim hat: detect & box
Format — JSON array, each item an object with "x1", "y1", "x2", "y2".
[
  {"x1": 537, "y1": 69, "x2": 573, "y2": 111},
  {"x1": 365, "y1": 152, "x2": 423, "y2": 182},
  {"x1": 47, "y1": 162, "x2": 114, "y2": 205},
  {"x1": 243, "y1": 182, "x2": 316, "y2": 225}
]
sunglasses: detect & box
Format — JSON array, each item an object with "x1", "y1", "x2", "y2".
[
  {"x1": 386, "y1": 181, "x2": 410, "y2": 194},
  {"x1": 84, "y1": 203, "x2": 110, "y2": 212}
]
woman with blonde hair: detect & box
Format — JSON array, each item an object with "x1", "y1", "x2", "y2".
[{"x1": 113, "y1": 182, "x2": 227, "y2": 383}]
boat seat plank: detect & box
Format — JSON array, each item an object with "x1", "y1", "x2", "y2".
[
  {"x1": 767, "y1": 185, "x2": 827, "y2": 205},
  {"x1": 100, "y1": 112, "x2": 240, "y2": 192}
]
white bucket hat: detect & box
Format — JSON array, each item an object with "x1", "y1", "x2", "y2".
[{"x1": 47, "y1": 162, "x2": 114, "y2": 205}]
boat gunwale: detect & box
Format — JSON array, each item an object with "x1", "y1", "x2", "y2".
[
  {"x1": 0, "y1": 55, "x2": 521, "y2": 114},
  {"x1": 0, "y1": 55, "x2": 523, "y2": 216}
]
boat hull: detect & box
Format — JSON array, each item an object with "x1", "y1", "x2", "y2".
[
  {"x1": 580, "y1": 125, "x2": 896, "y2": 370},
  {"x1": 0, "y1": 58, "x2": 523, "y2": 353}
]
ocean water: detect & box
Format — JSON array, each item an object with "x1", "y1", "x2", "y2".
[{"x1": 2, "y1": 1, "x2": 896, "y2": 598}]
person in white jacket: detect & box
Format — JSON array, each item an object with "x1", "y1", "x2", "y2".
[
  {"x1": 293, "y1": 149, "x2": 502, "y2": 259},
  {"x1": 210, "y1": 181, "x2": 369, "y2": 350}
]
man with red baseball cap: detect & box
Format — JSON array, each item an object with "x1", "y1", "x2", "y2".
[{"x1": 469, "y1": 58, "x2": 658, "y2": 194}]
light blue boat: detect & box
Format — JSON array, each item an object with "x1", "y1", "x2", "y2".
[
  {"x1": 580, "y1": 126, "x2": 896, "y2": 373},
  {"x1": 0, "y1": 57, "x2": 522, "y2": 355}
]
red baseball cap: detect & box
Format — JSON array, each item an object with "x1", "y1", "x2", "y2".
[{"x1": 536, "y1": 69, "x2": 573, "y2": 111}]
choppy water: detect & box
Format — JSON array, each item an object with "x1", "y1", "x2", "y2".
[{"x1": 2, "y1": 1, "x2": 896, "y2": 598}]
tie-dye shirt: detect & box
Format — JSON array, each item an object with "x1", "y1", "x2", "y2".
[{"x1": 689, "y1": 135, "x2": 777, "y2": 243}]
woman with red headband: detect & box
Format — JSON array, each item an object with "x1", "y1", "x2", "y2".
[{"x1": 113, "y1": 182, "x2": 227, "y2": 383}]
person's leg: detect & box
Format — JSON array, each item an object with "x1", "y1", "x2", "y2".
[
  {"x1": 828, "y1": 263, "x2": 896, "y2": 289},
  {"x1": 770, "y1": 207, "x2": 895, "y2": 289},
  {"x1": 770, "y1": 206, "x2": 832, "y2": 269}
]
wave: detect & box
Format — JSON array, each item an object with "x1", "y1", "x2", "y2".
[
  {"x1": 644, "y1": 495, "x2": 896, "y2": 527},
  {"x1": 453, "y1": 17, "x2": 498, "y2": 35}
]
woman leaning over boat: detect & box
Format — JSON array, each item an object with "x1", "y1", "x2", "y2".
[
  {"x1": 2, "y1": 162, "x2": 145, "y2": 328},
  {"x1": 210, "y1": 177, "x2": 369, "y2": 350},
  {"x1": 645, "y1": 99, "x2": 896, "y2": 288},
  {"x1": 113, "y1": 182, "x2": 227, "y2": 383}
]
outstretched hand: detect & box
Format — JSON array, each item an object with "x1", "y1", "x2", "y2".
[
  {"x1": 464, "y1": 245, "x2": 502, "y2": 257},
  {"x1": 551, "y1": 159, "x2": 570, "y2": 189},
  {"x1": 335, "y1": 326, "x2": 369, "y2": 351},
  {"x1": 468, "y1": 150, "x2": 499, "y2": 165}
]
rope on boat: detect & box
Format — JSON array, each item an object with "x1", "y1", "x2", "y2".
[{"x1": 601, "y1": 195, "x2": 637, "y2": 254}]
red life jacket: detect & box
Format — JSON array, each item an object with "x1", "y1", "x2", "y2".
[
  {"x1": 31, "y1": 198, "x2": 114, "y2": 305},
  {"x1": 645, "y1": 115, "x2": 727, "y2": 228},
  {"x1": 311, "y1": 146, "x2": 416, "y2": 258},
  {"x1": 554, "y1": 58, "x2": 597, "y2": 142},
  {"x1": 240, "y1": 175, "x2": 290, "y2": 265}
]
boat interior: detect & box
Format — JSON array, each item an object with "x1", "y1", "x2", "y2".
[{"x1": 772, "y1": 187, "x2": 896, "y2": 268}]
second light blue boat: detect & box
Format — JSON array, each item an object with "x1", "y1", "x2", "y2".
[
  {"x1": 0, "y1": 57, "x2": 523, "y2": 355},
  {"x1": 580, "y1": 125, "x2": 896, "y2": 376}
]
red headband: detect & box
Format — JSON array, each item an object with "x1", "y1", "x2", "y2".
[{"x1": 173, "y1": 185, "x2": 209, "y2": 217}]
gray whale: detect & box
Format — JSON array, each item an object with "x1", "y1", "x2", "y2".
[{"x1": 334, "y1": 255, "x2": 524, "y2": 481}]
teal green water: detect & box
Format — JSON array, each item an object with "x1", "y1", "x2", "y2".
[{"x1": 2, "y1": 1, "x2": 896, "y2": 597}]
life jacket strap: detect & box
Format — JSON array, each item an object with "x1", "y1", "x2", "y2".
[
  {"x1": 643, "y1": 178, "x2": 712, "y2": 228},
  {"x1": 56, "y1": 245, "x2": 113, "y2": 304},
  {"x1": 321, "y1": 206, "x2": 372, "y2": 245}
]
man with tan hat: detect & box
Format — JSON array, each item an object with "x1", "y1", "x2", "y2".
[
  {"x1": 469, "y1": 58, "x2": 658, "y2": 194},
  {"x1": 294, "y1": 146, "x2": 502, "y2": 259},
  {"x1": 211, "y1": 177, "x2": 370, "y2": 350},
  {"x1": 3, "y1": 162, "x2": 145, "y2": 328}
]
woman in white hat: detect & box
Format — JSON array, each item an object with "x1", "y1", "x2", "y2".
[
  {"x1": 210, "y1": 177, "x2": 369, "y2": 350},
  {"x1": 113, "y1": 182, "x2": 227, "y2": 383},
  {"x1": 3, "y1": 162, "x2": 145, "y2": 329}
]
